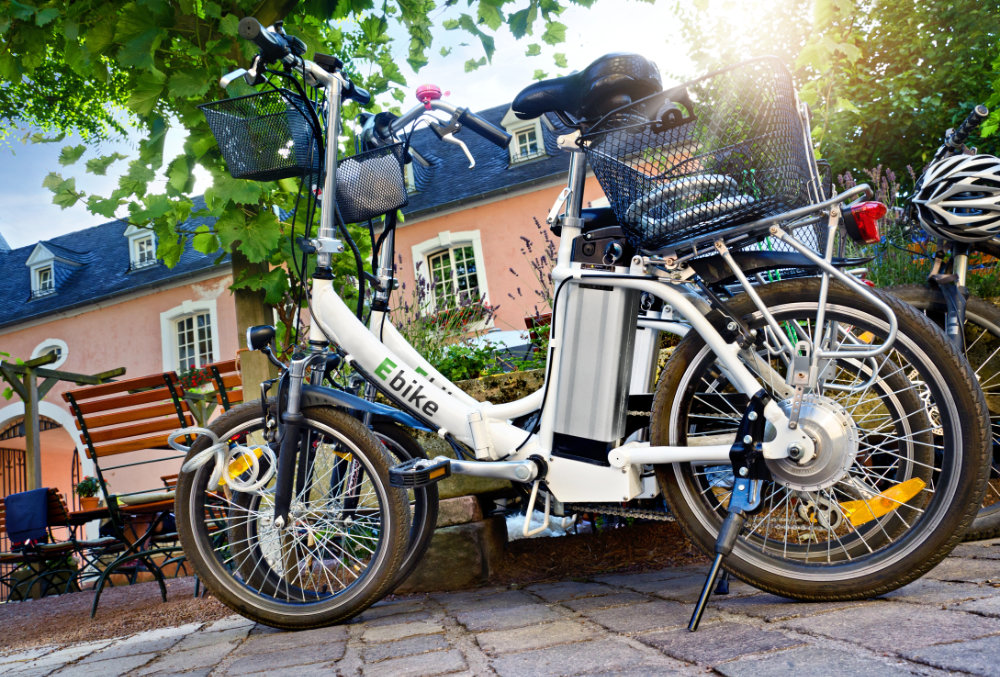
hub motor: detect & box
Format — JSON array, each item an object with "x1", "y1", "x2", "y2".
[{"x1": 765, "y1": 394, "x2": 859, "y2": 492}]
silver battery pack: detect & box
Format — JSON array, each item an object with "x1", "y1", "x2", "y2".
[{"x1": 552, "y1": 281, "x2": 640, "y2": 443}]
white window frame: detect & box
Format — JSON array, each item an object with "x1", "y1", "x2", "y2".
[
  {"x1": 124, "y1": 225, "x2": 158, "y2": 270},
  {"x1": 500, "y1": 107, "x2": 550, "y2": 164},
  {"x1": 410, "y1": 230, "x2": 491, "y2": 322},
  {"x1": 26, "y1": 244, "x2": 57, "y2": 297},
  {"x1": 35, "y1": 265, "x2": 54, "y2": 295},
  {"x1": 513, "y1": 127, "x2": 542, "y2": 162},
  {"x1": 30, "y1": 338, "x2": 69, "y2": 369},
  {"x1": 159, "y1": 299, "x2": 221, "y2": 372}
]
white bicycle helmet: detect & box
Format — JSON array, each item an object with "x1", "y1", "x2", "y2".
[{"x1": 912, "y1": 154, "x2": 1000, "y2": 243}]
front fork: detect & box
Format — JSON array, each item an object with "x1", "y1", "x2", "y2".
[{"x1": 272, "y1": 349, "x2": 326, "y2": 529}]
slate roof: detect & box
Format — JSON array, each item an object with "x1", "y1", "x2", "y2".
[
  {"x1": 0, "y1": 197, "x2": 227, "y2": 331},
  {"x1": 400, "y1": 104, "x2": 574, "y2": 218}
]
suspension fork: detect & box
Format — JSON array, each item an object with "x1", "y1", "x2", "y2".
[
  {"x1": 272, "y1": 351, "x2": 323, "y2": 529},
  {"x1": 934, "y1": 246, "x2": 970, "y2": 354}
]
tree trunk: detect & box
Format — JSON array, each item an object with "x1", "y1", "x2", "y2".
[{"x1": 232, "y1": 249, "x2": 278, "y2": 402}]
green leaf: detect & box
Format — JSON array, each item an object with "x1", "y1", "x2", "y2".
[
  {"x1": 58, "y1": 145, "x2": 86, "y2": 166},
  {"x1": 215, "y1": 208, "x2": 281, "y2": 262},
  {"x1": 525, "y1": 43, "x2": 541, "y2": 57},
  {"x1": 167, "y1": 155, "x2": 193, "y2": 194},
  {"x1": 442, "y1": 19, "x2": 460, "y2": 30},
  {"x1": 533, "y1": 69, "x2": 547, "y2": 81},
  {"x1": 156, "y1": 232, "x2": 184, "y2": 268},
  {"x1": 219, "y1": 13, "x2": 239, "y2": 36},
  {"x1": 509, "y1": 6, "x2": 535, "y2": 39},
  {"x1": 464, "y1": 57, "x2": 487, "y2": 72},
  {"x1": 168, "y1": 70, "x2": 210, "y2": 98},
  {"x1": 478, "y1": 1, "x2": 504, "y2": 31},
  {"x1": 207, "y1": 175, "x2": 263, "y2": 206},
  {"x1": 35, "y1": 7, "x2": 60, "y2": 26},
  {"x1": 87, "y1": 195, "x2": 122, "y2": 218},
  {"x1": 541, "y1": 21, "x2": 566, "y2": 46},
  {"x1": 52, "y1": 177, "x2": 79, "y2": 209},
  {"x1": 42, "y1": 172, "x2": 66, "y2": 192},
  {"x1": 118, "y1": 160, "x2": 156, "y2": 198},
  {"x1": 553, "y1": 53, "x2": 567, "y2": 68},
  {"x1": 87, "y1": 21, "x2": 114, "y2": 53},
  {"x1": 86, "y1": 153, "x2": 126, "y2": 176},
  {"x1": 129, "y1": 194, "x2": 174, "y2": 221},
  {"x1": 127, "y1": 71, "x2": 166, "y2": 116},
  {"x1": 116, "y1": 4, "x2": 167, "y2": 69},
  {"x1": 192, "y1": 224, "x2": 220, "y2": 254}
]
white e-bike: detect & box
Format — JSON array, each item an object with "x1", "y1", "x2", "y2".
[{"x1": 174, "y1": 18, "x2": 990, "y2": 631}]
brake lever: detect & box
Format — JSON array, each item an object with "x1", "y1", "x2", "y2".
[
  {"x1": 220, "y1": 68, "x2": 248, "y2": 89},
  {"x1": 441, "y1": 132, "x2": 475, "y2": 169}
]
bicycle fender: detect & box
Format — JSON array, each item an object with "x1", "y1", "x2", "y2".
[{"x1": 300, "y1": 383, "x2": 431, "y2": 432}]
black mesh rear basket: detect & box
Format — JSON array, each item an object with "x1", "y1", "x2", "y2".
[
  {"x1": 581, "y1": 57, "x2": 816, "y2": 251},
  {"x1": 200, "y1": 89, "x2": 321, "y2": 181},
  {"x1": 335, "y1": 143, "x2": 408, "y2": 223}
]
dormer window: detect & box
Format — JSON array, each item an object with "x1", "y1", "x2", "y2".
[
  {"x1": 135, "y1": 235, "x2": 156, "y2": 267},
  {"x1": 34, "y1": 266, "x2": 55, "y2": 297},
  {"x1": 514, "y1": 128, "x2": 541, "y2": 161},
  {"x1": 125, "y1": 225, "x2": 158, "y2": 270},
  {"x1": 500, "y1": 107, "x2": 550, "y2": 165}
]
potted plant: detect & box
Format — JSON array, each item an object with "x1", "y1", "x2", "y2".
[{"x1": 75, "y1": 476, "x2": 102, "y2": 510}]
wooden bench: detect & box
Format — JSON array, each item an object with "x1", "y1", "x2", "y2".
[
  {"x1": 204, "y1": 358, "x2": 243, "y2": 409},
  {"x1": 62, "y1": 371, "x2": 193, "y2": 615}
]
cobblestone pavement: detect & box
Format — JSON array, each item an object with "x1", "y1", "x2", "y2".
[{"x1": 7, "y1": 538, "x2": 1000, "y2": 676}]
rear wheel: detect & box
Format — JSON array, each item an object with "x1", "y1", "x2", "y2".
[
  {"x1": 653, "y1": 278, "x2": 989, "y2": 600},
  {"x1": 888, "y1": 284, "x2": 1000, "y2": 540},
  {"x1": 176, "y1": 401, "x2": 408, "y2": 629}
]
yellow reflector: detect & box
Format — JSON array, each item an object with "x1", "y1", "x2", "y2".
[
  {"x1": 220, "y1": 446, "x2": 265, "y2": 486},
  {"x1": 840, "y1": 477, "x2": 926, "y2": 527},
  {"x1": 857, "y1": 331, "x2": 875, "y2": 344}
]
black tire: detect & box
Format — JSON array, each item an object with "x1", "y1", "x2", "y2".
[
  {"x1": 653, "y1": 278, "x2": 990, "y2": 600},
  {"x1": 176, "y1": 401, "x2": 409, "y2": 629},
  {"x1": 371, "y1": 422, "x2": 438, "y2": 589},
  {"x1": 888, "y1": 284, "x2": 1000, "y2": 540}
]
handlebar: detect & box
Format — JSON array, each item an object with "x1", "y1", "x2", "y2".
[
  {"x1": 945, "y1": 104, "x2": 989, "y2": 150},
  {"x1": 238, "y1": 17, "x2": 302, "y2": 63},
  {"x1": 374, "y1": 99, "x2": 511, "y2": 149},
  {"x1": 457, "y1": 109, "x2": 512, "y2": 148}
]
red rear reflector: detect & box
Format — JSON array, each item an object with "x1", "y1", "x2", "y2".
[{"x1": 843, "y1": 202, "x2": 886, "y2": 245}]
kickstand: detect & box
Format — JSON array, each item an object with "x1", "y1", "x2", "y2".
[
  {"x1": 689, "y1": 390, "x2": 769, "y2": 632},
  {"x1": 688, "y1": 505, "x2": 748, "y2": 631}
]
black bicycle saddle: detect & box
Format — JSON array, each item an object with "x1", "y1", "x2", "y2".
[{"x1": 511, "y1": 53, "x2": 661, "y2": 123}]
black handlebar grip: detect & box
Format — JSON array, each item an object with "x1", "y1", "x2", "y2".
[
  {"x1": 238, "y1": 17, "x2": 290, "y2": 62},
  {"x1": 344, "y1": 81, "x2": 372, "y2": 107},
  {"x1": 948, "y1": 104, "x2": 989, "y2": 147},
  {"x1": 457, "y1": 109, "x2": 512, "y2": 148}
]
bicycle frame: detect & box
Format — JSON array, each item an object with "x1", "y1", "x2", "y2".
[{"x1": 276, "y1": 53, "x2": 898, "y2": 506}]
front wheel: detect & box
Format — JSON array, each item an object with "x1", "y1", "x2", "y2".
[
  {"x1": 176, "y1": 401, "x2": 409, "y2": 629},
  {"x1": 653, "y1": 278, "x2": 989, "y2": 600}
]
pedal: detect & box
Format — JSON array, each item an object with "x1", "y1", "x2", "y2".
[{"x1": 389, "y1": 457, "x2": 452, "y2": 488}]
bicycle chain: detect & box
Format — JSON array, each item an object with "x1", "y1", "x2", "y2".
[{"x1": 569, "y1": 503, "x2": 675, "y2": 522}]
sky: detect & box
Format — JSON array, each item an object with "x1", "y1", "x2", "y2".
[{"x1": 0, "y1": 0, "x2": 695, "y2": 251}]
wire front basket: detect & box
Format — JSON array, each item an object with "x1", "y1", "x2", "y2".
[
  {"x1": 336, "y1": 143, "x2": 409, "y2": 223},
  {"x1": 200, "y1": 89, "x2": 321, "y2": 181},
  {"x1": 581, "y1": 57, "x2": 816, "y2": 251}
]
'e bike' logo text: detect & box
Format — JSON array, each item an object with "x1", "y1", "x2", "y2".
[{"x1": 375, "y1": 358, "x2": 440, "y2": 417}]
